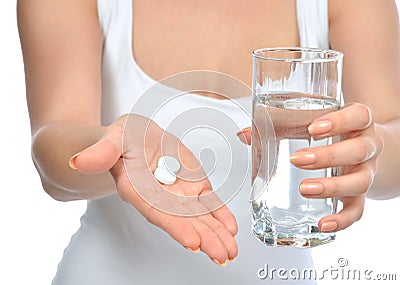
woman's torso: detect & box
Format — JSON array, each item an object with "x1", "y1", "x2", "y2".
[
  {"x1": 52, "y1": 0, "x2": 328, "y2": 284},
  {"x1": 132, "y1": 0, "x2": 299, "y2": 92}
]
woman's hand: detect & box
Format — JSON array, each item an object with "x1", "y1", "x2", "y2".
[
  {"x1": 238, "y1": 103, "x2": 384, "y2": 232},
  {"x1": 69, "y1": 114, "x2": 238, "y2": 266}
]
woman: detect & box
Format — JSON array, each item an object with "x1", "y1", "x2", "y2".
[{"x1": 17, "y1": 0, "x2": 400, "y2": 284}]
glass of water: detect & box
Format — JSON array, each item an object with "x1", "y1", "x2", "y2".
[{"x1": 251, "y1": 47, "x2": 343, "y2": 247}]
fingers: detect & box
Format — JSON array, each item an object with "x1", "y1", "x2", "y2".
[
  {"x1": 147, "y1": 206, "x2": 202, "y2": 251},
  {"x1": 238, "y1": 104, "x2": 373, "y2": 144},
  {"x1": 299, "y1": 163, "x2": 375, "y2": 198},
  {"x1": 115, "y1": 171, "x2": 204, "y2": 254},
  {"x1": 190, "y1": 215, "x2": 238, "y2": 265},
  {"x1": 308, "y1": 103, "x2": 373, "y2": 138},
  {"x1": 319, "y1": 194, "x2": 365, "y2": 232},
  {"x1": 170, "y1": 182, "x2": 238, "y2": 263},
  {"x1": 69, "y1": 125, "x2": 123, "y2": 173},
  {"x1": 210, "y1": 205, "x2": 239, "y2": 237},
  {"x1": 198, "y1": 189, "x2": 239, "y2": 236},
  {"x1": 146, "y1": 201, "x2": 237, "y2": 266},
  {"x1": 238, "y1": 104, "x2": 374, "y2": 146},
  {"x1": 187, "y1": 217, "x2": 227, "y2": 264},
  {"x1": 115, "y1": 167, "x2": 238, "y2": 266},
  {"x1": 191, "y1": 191, "x2": 239, "y2": 263},
  {"x1": 268, "y1": 103, "x2": 376, "y2": 234},
  {"x1": 290, "y1": 135, "x2": 379, "y2": 169}
]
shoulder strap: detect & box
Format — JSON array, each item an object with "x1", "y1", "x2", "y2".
[
  {"x1": 96, "y1": 0, "x2": 115, "y2": 39},
  {"x1": 296, "y1": 0, "x2": 330, "y2": 49}
]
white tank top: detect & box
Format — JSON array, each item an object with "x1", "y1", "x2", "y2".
[{"x1": 52, "y1": 1, "x2": 329, "y2": 284}]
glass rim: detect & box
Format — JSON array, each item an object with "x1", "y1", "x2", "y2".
[{"x1": 252, "y1": 47, "x2": 343, "y2": 63}]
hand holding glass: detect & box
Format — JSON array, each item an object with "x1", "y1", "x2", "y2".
[{"x1": 251, "y1": 48, "x2": 343, "y2": 247}]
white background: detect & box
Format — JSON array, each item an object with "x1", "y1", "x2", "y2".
[{"x1": 1, "y1": 1, "x2": 400, "y2": 284}]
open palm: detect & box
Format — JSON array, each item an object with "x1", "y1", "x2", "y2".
[{"x1": 73, "y1": 114, "x2": 238, "y2": 265}]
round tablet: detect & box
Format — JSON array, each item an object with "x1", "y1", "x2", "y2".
[
  {"x1": 154, "y1": 167, "x2": 177, "y2": 185},
  {"x1": 157, "y1": 156, "x2": 180, "y2": 174}
]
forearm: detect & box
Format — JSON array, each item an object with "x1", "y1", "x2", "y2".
[
  {"x1": 368, "y1": 117, "x2": 400, "y2": 199},
  {"x1": 32, "y1": 121, "x2": 116, "y2": 201}
]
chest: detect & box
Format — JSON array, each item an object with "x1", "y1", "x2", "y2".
[{"x1": 132, "y1": 0, "x2": 299, "y2": 90}]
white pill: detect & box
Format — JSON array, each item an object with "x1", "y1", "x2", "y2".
[
  {"x1": 154, "y1": 167, "x2": 177, "y2": 185},
  {"x1": 157, "y1": 156, "x2": 180, "y2": 174}
]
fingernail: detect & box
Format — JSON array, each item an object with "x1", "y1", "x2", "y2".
[
  {"x1": 185, "y1": 246, "x2": 200, "y2": 253},
  {"x1": 236, "y1": 127, "x2": 251, "y2": 137},
  {"x1": 300, "y1": 182, "x2": 323, "y2": 195},
  {"x1": 320, "y1": 221, "x2": 338, "y2": 232},
  {"x1": 290, "y1": 151, "x2": 316, "y2": 165},
  {"x1": 308, "y1": 120, "x2": 332, "y2": 134},
  {"x1": 68, "y1": 153, "x2": 80, "y2": 170},
  {"x1": 211, "y1": 258, "x2": 227, "y2": 267},
  {"x1": 236, "y1": 127, "x2": 251, "y2": 144},
  {"x1": 229, "y1": 257, "x2": 236, "y2": 262},
  {"x1": 236, "y1": 133, "x2": 247, "y2": 144}
]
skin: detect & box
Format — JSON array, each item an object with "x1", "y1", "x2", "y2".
[{"x1": 18, "y1": 0, "x2": 400, "y2": 266}]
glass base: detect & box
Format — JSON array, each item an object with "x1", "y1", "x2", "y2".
[{"x1": 252, "y1": 224, "x2": 335, "y2": 248}]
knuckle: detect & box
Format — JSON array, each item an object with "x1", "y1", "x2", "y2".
[
  {"x1": 375, "y1": 133, "x2": 384, "y2": 156},
  {"x1": 344, "y1": 208, "x2": 363, "y2": 227},
  {"x1": 355, "y1": 204, "x2": 365, "y2": 222},
  {"x1": 359, "y1": 170, "x2": 373, "y2": 193},
  {"x1": 343, "y1": 216, "x2": 355, "y2": 227},
  {"x1": 355, "y1": 103, "x2": 373, "y2": 128},
  {"x1": 327, "y1": 178, "x2": 341, "y2": 197},
  {"x1": 325, "y1": 147, "x2": 336, "y2": 165},
  {"x1": 369, "y1": 161, "x2": 378, "y2": 175},
  {"x1": 335, "y1": 111, "x2": 347, "y2": 130},
  {"x1": 354, "y1": 137, "x2": 370, "y2": 162},
  {"x1": 337, "y1": 213, "x2": 354, "y2": 230}
]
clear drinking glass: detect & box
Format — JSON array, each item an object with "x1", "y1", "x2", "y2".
[{"x1": 251, "y1": 47, "x2": 343, "y2": 247}]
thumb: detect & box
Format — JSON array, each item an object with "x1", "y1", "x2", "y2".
[{"x1": 69, "y1": 123, "x2": 125, "y2": 174}]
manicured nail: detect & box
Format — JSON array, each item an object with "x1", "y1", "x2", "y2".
[
  {"x1": 300, "y1": 182, "x2": 323, "y2": 195},
  {"x1": 236, "y1": 127, "x2": 251, "y2": 137},
  {"x1": 290, "y1": 151, "x2": 316, "y2": 165},
  {"x1": 185, "y1": 246, "x2": 200, "y2": 253},
  {"x1": 308, "y1": 120, "x2": 332, "y2": 135},
  {"x1": 236, "y1": 133, "x2": 246, "y2": 144},
  {"x1": 68, "y1": 153, "x2": 80, "y2": 170},
  {"x1": 320, "y1": 221, "x2": 338, "y2": 232},
  {"x1": 211, "y1": 258, "x2": 227, "y2": 267},
  {"x1": 236, "y1": 127, "x2": 251, "y2": 144}
]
